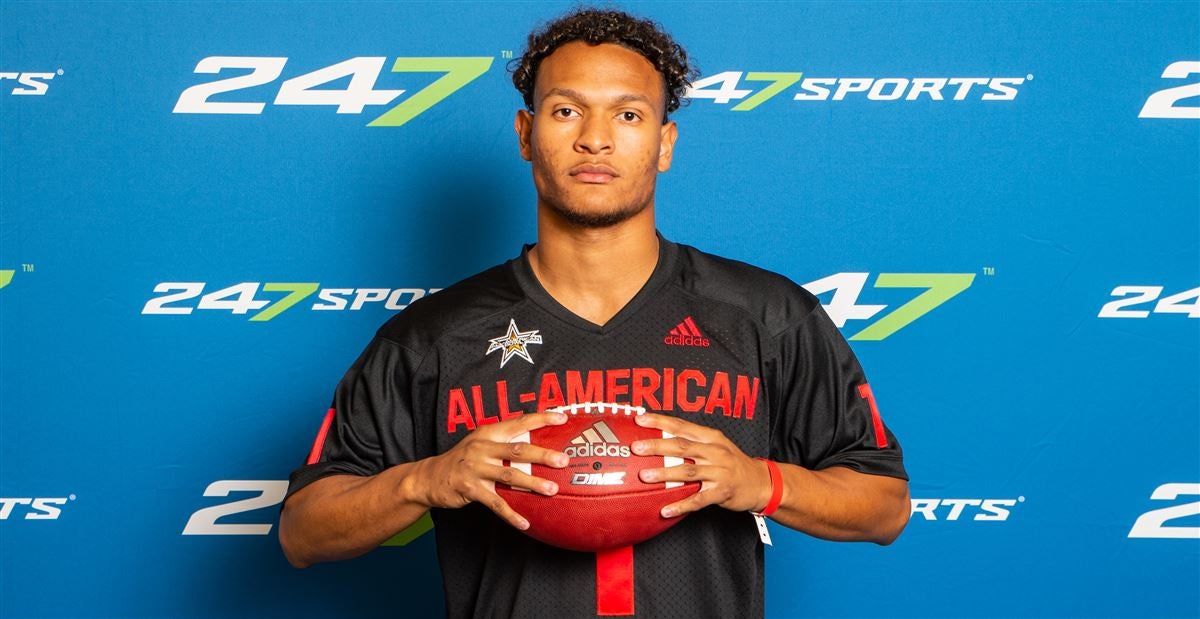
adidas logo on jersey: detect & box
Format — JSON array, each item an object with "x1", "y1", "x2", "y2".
[
  {"x1": 664, "y1": 316, "x2": 710, "y2": 347},
  {"x1": 563, "y1": 420, "x2": 631, "y2": 458}
]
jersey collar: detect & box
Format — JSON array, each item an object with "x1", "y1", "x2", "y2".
[{"x1": 513, "y1": 231, "x2": 679, "y2": 335}]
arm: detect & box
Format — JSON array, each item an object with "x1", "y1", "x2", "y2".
[
  {"x1": 279, "y1": 464, "x2": 428, "y2": 568},
  {"x1": 632, "y1": 414, "x2": 909, "y2": 545},
  {"x1": 768, "y1": 462, "x2": 909, "y2": 544},
  {"x1": 279, "y1": 412, "x2": 570, "y2": 568}
]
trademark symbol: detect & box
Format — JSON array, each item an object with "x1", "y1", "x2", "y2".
[
  {"x1": 57, "y1": 68, "x2": 64, "y2": 76},
  {"x1": 982, "y1": 266, "x2": 995, "y2": 276},
  {"x1": 68, "y1": 494, "x2": 76, "y2": 501},
  {"x1": 21, "y1": 263, "x2": 34, "y2": 272},
  {"x1": 1026, "y1": 74, "x2": 1033, "y2": 81},
  {"x1": 501, "y1": 50, "x2": 513, "y2": 59},
  {"x1": 1017, "y1": 496, "x2": 1025, "y2": 503}
]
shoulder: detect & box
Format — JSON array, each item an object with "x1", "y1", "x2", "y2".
[
  {"x1": 670, "y1": 242, "x2": 820, "y2": 337},
  {"x1": 374, "y1": 259, "x2": 525, "y2": 354}
]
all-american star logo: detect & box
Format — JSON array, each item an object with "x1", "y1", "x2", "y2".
[{"x1": 486, "y1": 319, "x2": 543, "y2": 368}]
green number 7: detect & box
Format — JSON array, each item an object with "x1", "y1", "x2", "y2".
[
  {"x1": 251, "y1": 283, "x2": 319, "y2": 322},
  {"x1": 731, "y1": 72, "x2": 803, "y2": 111},
  {"x1": 368, "y1": 57, "x2": 494, "y2": 127},
  {"x1": 850, "y1": 273, "x2": 975, "y2": 341}
]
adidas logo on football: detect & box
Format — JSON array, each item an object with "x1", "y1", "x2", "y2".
[
  {"x1": 663, "y1": 316, "x2": 710, "y2": 347},
  {"x1": 563, "y1": 420, "x2": 631, "y2": 458}
]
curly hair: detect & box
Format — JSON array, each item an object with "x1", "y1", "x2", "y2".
[{"x1": 510, "y1": 7, "x2": 697, "y2": 122}]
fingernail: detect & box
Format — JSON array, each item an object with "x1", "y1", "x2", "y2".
[
  {"x1": 544, "y1": 482, "x2": 558, "y2": 495},
  {"x1": 661, "y1": 507, "x2": 676, "y2": 518},
  {"x1": 517, "y1": 518, "x2": 530, "y2": 530},
  {"x1": 631, "y1": 441, "x2": 644, "y2": 454},
  {"x1": 554, "y1": 454, "x2": 569, "y2": 466},
  {"x1": 640, "y1": 470, "x2": 659, "y2": 482}
]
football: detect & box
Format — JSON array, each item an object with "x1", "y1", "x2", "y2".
[{"x1": 496, "y1": 402, "x2": 700, "y2": 552}]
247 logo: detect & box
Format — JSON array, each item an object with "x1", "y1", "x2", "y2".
[
  {"x1": 1098, "y1": 285, "x2": 1199, "y2": 318},
  {"x1": 173, "y1": 56, "x2": 492, "y2": 127},
  {"x1": 142, "y1": 282, "x2": 440, "y2": 321},
  {"x1": 801, "y1": 273, "x2": 975, "y2": 340},
  {"x1": 1139, "y1": 61, "x2": 1200, "y2": 120},
  {"x1": 1128, "y1": 483, "x2": 1200, "y2": 539},
  {"x1": 183, "y1": 479, "x2": 431, "y2": 545},
  {"x1": 686, "y1": 72, "x2": 1028, "y2": 110}
]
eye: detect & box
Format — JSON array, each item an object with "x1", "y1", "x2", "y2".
[
  {"x1": 619, "y1": 111, "x2": 641, "y2": 122},
  {"x1": 553, "y1": 108, "x2": 579, "y2": 119}
]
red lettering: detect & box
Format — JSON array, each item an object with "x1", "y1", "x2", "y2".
[
  {"x1": 447, "y1": 388, "x2": 477, "y2": 433},
  {"x1": 605, "y1": 368, "x2": 630, "y2": 403},
  {"x1": 473, "y1": 385, "x2": 497, "y2": 426},
  {"x1": 677, "y1": 369, "x2": 705, "y2": 412},
  {"x1": 631, "y1": 368, "x2": 661, "y2": 410},
  {"x1": 566, "y1": 370, "x2": 603, "y2": 404},
  {"x1": 662, "y1": 368, "x2": 675, "y2": 411},
  {"x1": 704, "y1": 372, "x2": 732, "y2": 416},
  {"x1": 537, "y1": 372, "x2": 565, "y2": 411},
  {"x1": 495, "y1": 381, "x2": 522, "y2": 422},
  {"x1": 734, "y1": 375, "x2": 760, "y2": 420}
]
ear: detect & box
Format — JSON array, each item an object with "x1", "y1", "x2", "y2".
[
  {"x1": 657, "y1": 120, "x2": 678, "y2": 172},
  {"x1": 515, "y1": 109, "x2": 534, "y2": 162}
]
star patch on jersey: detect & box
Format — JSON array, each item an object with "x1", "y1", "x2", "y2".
[{"x1": 485, "y1": 318, "x2": 543, "y2": 368}]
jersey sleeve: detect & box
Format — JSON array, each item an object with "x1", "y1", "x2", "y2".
[
  {"x1": 768, "y1": 305, "x2": 908, "y2": 480},
  {"x1": 283, "y1": 335, "x2": 425, "y2": 504}
]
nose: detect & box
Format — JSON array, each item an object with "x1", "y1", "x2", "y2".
[{"x1": 574, "y1": 114, "x2": 613, "y2": 154}]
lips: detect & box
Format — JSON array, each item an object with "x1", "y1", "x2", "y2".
[{"x1": 569, "y1": 163, "x2": 619, "y2": 184}]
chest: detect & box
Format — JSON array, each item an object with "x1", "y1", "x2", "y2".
[{"x1": 428, "y1": 298, "x2": 774, "y2": 456}]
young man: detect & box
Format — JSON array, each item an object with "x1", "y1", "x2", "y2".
[{"x1": 279, "y1": 8, "x2": 909, "y2": 618}]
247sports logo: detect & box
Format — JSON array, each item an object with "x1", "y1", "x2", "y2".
[
  {"x1": 173, "y1": 56, "x2": 492, "y2": 127},
  {"x1": 0, "y1": 69, "x2": 61, "y2": 95},
  {"x1": 685, "y1": 71, "x2": 1029, "y2": 110},
  {"x1": 910, "y1": 496, "x2": 1024, "y2": 522},
  {"x1": 1140, "y1": 61, "x2": 1200, "y2": 119},
  {"x1": 1128, "y1": 483, "x2": 1200, "y2": 539},
  {"x1": 1098, "y1": 284, "x2": 1199, "y2": 318},
  {"x1": 0, "y1": 495, "x2": 76, "y2": 520},
  {"x1": 142, "y1": 283, "x2": 440, "y2": 321}
]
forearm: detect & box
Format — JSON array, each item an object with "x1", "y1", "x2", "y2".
[
  {"x1": 767, "y1": 463, "x2": 910, "y2": 545},
  {"x1": 279, "y1": 459, "x2": 433, "y2": 568}
]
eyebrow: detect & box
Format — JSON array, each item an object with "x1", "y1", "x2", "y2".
[{"x1": 540, "y1": 87, "x2": 654, "y2": 107}]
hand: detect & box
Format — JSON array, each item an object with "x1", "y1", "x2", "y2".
[
  {"x1": 631, "y1": 413, "x2": 772, "y2": 518},
  {"x1": 414, "y1": 412, "x2": 569, "y2": 530}
]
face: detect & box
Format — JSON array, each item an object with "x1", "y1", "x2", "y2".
[{"x1": 515, "y1": 41, "x2": 678, "y2": 228}]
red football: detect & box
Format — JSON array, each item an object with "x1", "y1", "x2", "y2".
[{"x1": 496, "y1": 402, "x2": 700, "y2": 552}]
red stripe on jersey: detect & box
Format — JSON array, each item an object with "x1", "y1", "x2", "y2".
[
  {"x1": 683, "y1": 316, "x2": 702, "y2": 336},
  {"x1": 596, "y1": 545, "x2": 635, "y2": 616},
  {"x1": 857, "y1": 384, "x2": 888, "y2": 449},
  {"x1": 306, "y1": 408, "x2": 336, "y2": 465}
]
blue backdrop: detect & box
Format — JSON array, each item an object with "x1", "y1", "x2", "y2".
[{"x1": 1, "y1": 1, "x2": 1197, "y2": 617}]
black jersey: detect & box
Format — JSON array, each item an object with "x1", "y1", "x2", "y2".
[{"x1": 285, "y1": 235, "x2": 907, "y2": 619}]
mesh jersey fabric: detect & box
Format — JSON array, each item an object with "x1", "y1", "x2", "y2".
[{"x1": 285, "y1": 234, "x2": 907, "y2": 618}]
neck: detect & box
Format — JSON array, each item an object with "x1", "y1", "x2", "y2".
[{"x1": 528, "y1": 202, "x2": 660, "y2": 326}]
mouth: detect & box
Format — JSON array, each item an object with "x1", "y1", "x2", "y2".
[{"x1": 569, "y1": 163, "x2": 619, "y2": 184}]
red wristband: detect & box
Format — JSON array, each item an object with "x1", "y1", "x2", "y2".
[{"x1": 753, "y1": 458, "x2": 783, "y2": 517}]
